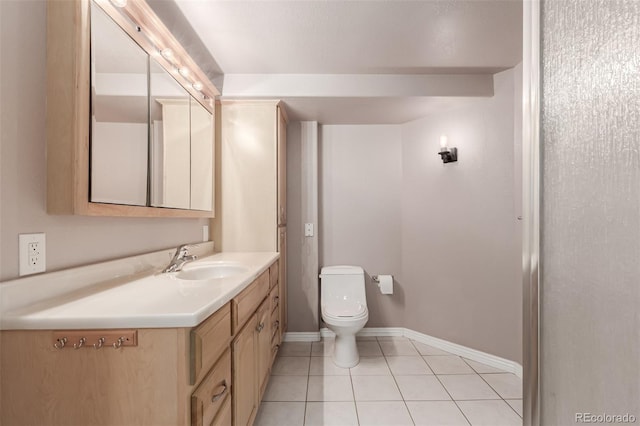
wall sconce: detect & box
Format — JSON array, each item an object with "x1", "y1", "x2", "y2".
[{"x1": 437, "y1": 135, "x2": 458, "y2": 163}]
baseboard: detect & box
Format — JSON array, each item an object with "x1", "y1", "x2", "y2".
[
  {"x1": 314, "y1": 327, "x2": 522, "y2": 378},
  {"x1": 283, "y1": 332, "x2": 321, "y2": 342},
  {"x1": 402, "y1": 329, "x2": 523, "y2": 378}
]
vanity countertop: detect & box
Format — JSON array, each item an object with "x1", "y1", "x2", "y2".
[{"x1": 0, "y1": 251, "x2": 279, "y2": 330}]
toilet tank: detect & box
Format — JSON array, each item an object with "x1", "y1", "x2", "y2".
[{"x1": 320, "y1": 265, "x2": 366, "y2": 306}]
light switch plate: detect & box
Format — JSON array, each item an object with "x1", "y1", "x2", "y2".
[
  {"x1": 19, "y1": 233, "x2": 46, "y2": 276},
  {"x1": 202, "y1": 225, "x2": 209, "y2": 242},
  {"x1": 304, "y1": 223, "x2": 314, "y2": 237}
]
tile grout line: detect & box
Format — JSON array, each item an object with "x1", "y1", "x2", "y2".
[
  {"x1": 472, "y1": 364, "x2": 523, "y2": 420},
  {"x1": 461, "y1": 356, "x2": 523, "y2": 419},
  {"x1": 302, "y1": 348, "x2": 312, "y2": 426},
  {"x1": 383, "y1": 337, "x2": 417, "y2": 426},
  {"x1": 428, "y1": 357, "x2": 474, "y2": 426}
]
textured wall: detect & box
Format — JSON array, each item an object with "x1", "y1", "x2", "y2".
[
  {"x1": 0, "y1": 1, "x2": 207, "y2": 281},
  {"x1": 541, "y1": 0, "x2": 640, "y2": 422}
]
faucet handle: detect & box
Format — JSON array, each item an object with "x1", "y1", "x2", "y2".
[{"x1": 175, "y1": 244, "x2": 191, "y2": 257}]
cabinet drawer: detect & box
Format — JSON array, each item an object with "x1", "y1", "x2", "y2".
[
  {"x1": 269, "y1": 261, "x2": 279, "y2": 289},
  {"x1": 191, "y1": 349, "x2": 232, "y2": 426},
  {"x1": 232, "y1": 270, "x2": 269, "y2": 333},
  {"x1": 191, "y1": 303, "x2": 231, "y2": 385},
  {"x1": 269, "y1": 284, "x2": 279, "y2": 313}
]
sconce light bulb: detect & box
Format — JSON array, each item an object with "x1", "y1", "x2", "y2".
[
  {"x1": 192, "y1": 81, "x2": 203, "y2": 91},
  {"x1": 110, "y1": 0, "x2": 127, "y2": 7},
  {"x1": 160, "y1": 48, "x2": 174, "y2": 60},
  {"x1": 439, "y1": 135, "x2": 448, "y2": 150},
  {"x1": 178, "y1": 68, "x2": 190, "y2": 78}
]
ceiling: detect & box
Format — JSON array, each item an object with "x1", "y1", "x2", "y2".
[{"x1": 168, "y1": 0, "x2": 523, "y2": 124}]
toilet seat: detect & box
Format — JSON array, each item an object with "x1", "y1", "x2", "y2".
[{"x1": 322, "y1": 301, "x2": 368, "y2": 321}]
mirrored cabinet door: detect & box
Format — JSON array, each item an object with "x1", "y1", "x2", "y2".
[
  {"x1": 190, "y1": 98, "x2": 214, "y2": 211},
  {"x1": 90, "y1": 4, "x2": 149, "y2": 206},
  {"x1": 150, "y1": 60, "x2": 191, "y2": 209}
]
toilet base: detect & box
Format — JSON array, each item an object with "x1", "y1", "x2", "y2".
[{"x1": 332, "y1": 334, "x2": 359, "y2": 368}]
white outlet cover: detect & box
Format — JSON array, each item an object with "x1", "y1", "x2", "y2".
[
  {"x1": 304, "y1": 223, "x2": 314, "y2": 237},
  {"x1": 19, "y1": 233, "x2": 46, "y2": 276}
]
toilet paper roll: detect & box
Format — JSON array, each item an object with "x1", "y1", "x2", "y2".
[{"x1": 378, "y1": 275, "x2": 393, "y2": 295}]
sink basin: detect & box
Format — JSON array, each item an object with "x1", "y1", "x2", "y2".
[{"x1": 176, "y1": 262, "x2": 249, "y2": 281}]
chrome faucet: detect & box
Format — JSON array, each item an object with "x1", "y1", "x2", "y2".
[{"x1": 163, "y1": 244, "x2": 197, "y2": 273}]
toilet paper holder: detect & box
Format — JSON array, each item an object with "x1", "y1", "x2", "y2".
[{"x1": 372, "y1": 275, "x2": 380, "y2": 282}]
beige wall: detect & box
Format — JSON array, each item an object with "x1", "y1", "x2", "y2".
[
  {"x1": 319, "y1": 125, "x2": 405, "y2": 327},
  {"x1": 0, "y1": 1, "x2": 207, "y2": 281},
  {"x1": 401, "y1": 68, "x2": 522, "y2": 363},
  {"x1": 541, "y1": 0, "x2": 640, "y2": 422}
]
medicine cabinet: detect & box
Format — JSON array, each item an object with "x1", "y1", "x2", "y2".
[{"x1": 47, "y1": 0, "x2": 217, "y2": 217}]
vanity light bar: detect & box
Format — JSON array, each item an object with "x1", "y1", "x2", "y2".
[{"x1": 94, "y1": 0, "x2": 219, "y2": 109}]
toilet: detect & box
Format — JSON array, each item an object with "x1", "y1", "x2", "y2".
[{"x1": 320, "y1": 265, "x2": 369, "y2": 368}]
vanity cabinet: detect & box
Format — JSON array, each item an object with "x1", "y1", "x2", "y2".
[
  {"x1": 0, "y1": 260, "x2": 283, "y2": 426},
  {"x1": 215, "y1": 100, "x2": 288, "y2": 340},
  {"x1": 230, "y1": 267, "x2": 281, "y2": 426},
  {"x1": 0, "y1": 303, "x2": 233, "y2": 426}
]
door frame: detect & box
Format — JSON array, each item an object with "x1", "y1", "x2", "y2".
[{"x1": 522, "y1": 1, "x2": 541, "y2": 425}]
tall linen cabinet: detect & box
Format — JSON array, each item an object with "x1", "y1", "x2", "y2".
[{"x1": 212, "y1": 99, "x2": 288, "y2": 338}]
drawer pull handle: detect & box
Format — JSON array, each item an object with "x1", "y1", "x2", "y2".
[
  {"x1": 273, "y1": 296, "x2": 279, "y2": 303},
  {"x1": 273, "y1": 320, "x2": 280, "y2": 330},
  {"x1": 211, "y1": 381, "x2": 228, "y2": 403},
  {"x1": 272, "y1": 344, "x2": 280, "y2": 354},
  {"x1": 256, "y1": 322, "x2": 265, "y2": 332}
]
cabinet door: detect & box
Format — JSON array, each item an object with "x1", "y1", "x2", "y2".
[
  {"x1": 232, "y1": 315, "x2": 257, "y2": 426},
  {"x1": 256, "y1": 299, "x2": 272, "y2": 401},
  {"x1": 278, "y1": 228, "x2": 288, "y2": 337},
  {"x1": 277, "y1": 107, "x2": 287, "y2": 226}
]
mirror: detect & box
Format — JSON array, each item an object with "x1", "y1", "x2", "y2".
[
  {"x1": 86, "y1": 0, "x2": 215, "y2": 213},
  {"x1": 190, "y1": 98, "x2": 214, "y2": 211},
  {"x1": 150, "y1": 60, "x2": 191, "y2": 209},
  {"x1": 90, "y1": 4, "x2": 149, "y2": 206}
]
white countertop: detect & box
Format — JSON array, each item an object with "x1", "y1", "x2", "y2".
[{"x1": 0, "y1": 251, "x2": 279, "y2": 330}]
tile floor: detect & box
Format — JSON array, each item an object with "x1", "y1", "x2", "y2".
[{"x1": 255, "y1": 336, "x2": 522, "y2": 426}]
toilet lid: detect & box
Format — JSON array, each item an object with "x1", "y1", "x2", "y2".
[{"x1": 323, "y1": 301, "x2": 367, "y2": 319}]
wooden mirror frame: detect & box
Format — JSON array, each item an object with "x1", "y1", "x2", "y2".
[{"x1": 46, "y1": 0, "x2": 219, "y2": 218}]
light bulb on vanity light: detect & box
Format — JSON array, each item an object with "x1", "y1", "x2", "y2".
[
  {"x1": 192, "y1": 81, "x2": 203, "y2": 91},
  {"x1": 178, "y1": 68, "x2": 190, "y2": 78},
  {"x1": 437, "y1": 134, "x2": 458, "y2": 164},
  {"x1": 160, "y1": 48, "x2": 174, "y2": 60},
  {"x1": 110, "y1": 0, "x2": 127, "y2": 7}
]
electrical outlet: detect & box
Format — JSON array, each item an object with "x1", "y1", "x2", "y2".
[
  {"x1": 19, "y1": 233, "x2": 46, "y2": 276},
  {"x1": 202, "y1": 225, "x2": 209, "y2": 242},
  {"x1": 304, "y1": 223, "x2": 314, "y2": 237}
]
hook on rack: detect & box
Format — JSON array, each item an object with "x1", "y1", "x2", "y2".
[
  {"x1": 54, "y1": 337, "x2": 68, "y2": 350},
  {"x1": 112, "y1": 336, "x2": 125, "y2": 349},
  {"x1": 93, "y1": 337, "x2": 105, "y2": 350},
  {"x1": 73, "y1": 337, "x2": 86, "y2": 349}
]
